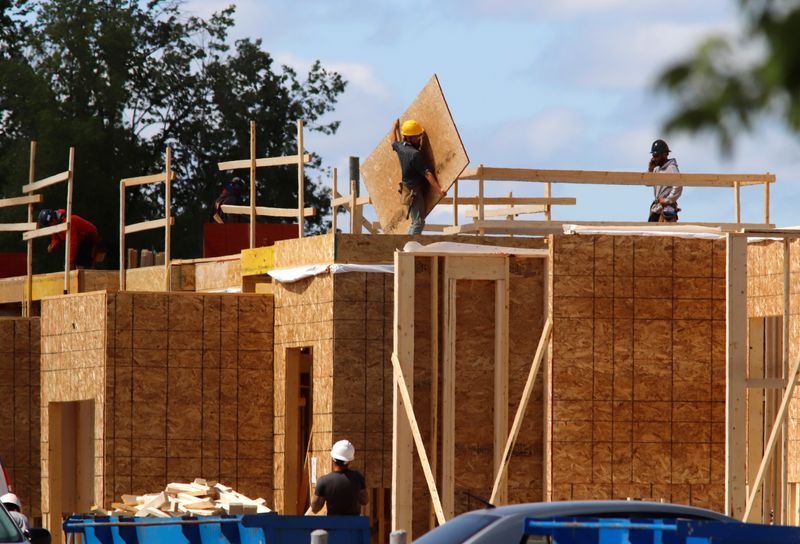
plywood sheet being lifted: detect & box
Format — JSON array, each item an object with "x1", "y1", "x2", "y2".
[{"x1": 361, "y1": 74, "x2": 469, "y2": 234}]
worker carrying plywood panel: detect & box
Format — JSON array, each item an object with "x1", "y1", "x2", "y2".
[
  {"x1": 647, "y1": 139, "x2": 682, "y2": 223},
  {"x1": 390, "y1": 119, "x2": 447, "y2": 235},
  {"x1": 38, "y1": 208, "x2": 106, "y2": 268},
  {"x1": 310, "y1": 440, "x2": 368, "y2": 516}
]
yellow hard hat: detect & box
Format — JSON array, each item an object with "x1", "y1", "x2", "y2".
[{"x1": 400, "y1": 119, "x2": 424, "y2": 137}]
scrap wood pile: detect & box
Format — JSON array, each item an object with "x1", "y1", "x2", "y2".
[{"x1": 95, "y1": 479, "x2": 271, "y2": 518}]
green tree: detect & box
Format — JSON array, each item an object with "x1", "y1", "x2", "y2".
[
  {"x1": 0, "y1": 0, "x2": 345, "y2": 269},
  {"x1": 656, "y1": 1, "x2": 800, "y2": 153}
]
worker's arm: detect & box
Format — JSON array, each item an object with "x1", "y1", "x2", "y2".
[
  {"x1": 47, "y1": 234, "x2": 60, "y2": 253},
  {"x1": 660, "y1": 186, "x2": 682, "y2": 204},
  {"x1": 391, "y1": 119, "x2": 400, "y2": 144},
  {"x1": 425, "y1": 170, "x2": 446, "y2": 196},
  {"x1": 310, "y1": 494, "x2": 325, "y2": 514}
]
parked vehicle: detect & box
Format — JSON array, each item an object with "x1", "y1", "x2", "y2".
[
  {"x1": 413, "y1": 500, "x2": 736, "y2": 543},
  {"x1": 0, "y1": 458, "x2": 9, "y2": 496}
]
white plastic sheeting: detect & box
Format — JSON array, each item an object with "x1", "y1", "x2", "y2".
[
  {"x1": 562, "y1": 224, "x2": 725, "y2": 240},
  {"x1": 403, "y1": 241, "x2": 548, "y2": 256},
  {"x1": 268, "y1": 263, "x2": 394, "y2": 283}
]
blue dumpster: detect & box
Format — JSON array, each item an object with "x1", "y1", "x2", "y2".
[
  {"x1": 63, "y1": 513, "x2": 370, "y2": 544},
  {"x1": 523, "y1": 517, "x2": 800, "y2": 543}
]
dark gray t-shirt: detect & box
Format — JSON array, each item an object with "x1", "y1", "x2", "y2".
[
  {"x1": 391, "y1": 141, "x2": 429, "y2": 189},
  {"x1": 315, "y1": 469, "x2": 365, "y2": 515}
]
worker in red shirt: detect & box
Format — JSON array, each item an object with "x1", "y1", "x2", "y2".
[{"x1": 37, "y1": 209, "x2": 105, "y2": 268}]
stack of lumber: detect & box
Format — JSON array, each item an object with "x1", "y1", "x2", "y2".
[{"x1": 99, "y1": 479, "x2": 271, "y2": 517}]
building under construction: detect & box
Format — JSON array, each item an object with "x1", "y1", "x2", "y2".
[{"x1": 0, "y1": 75, "x2": 799, "y2": 543}]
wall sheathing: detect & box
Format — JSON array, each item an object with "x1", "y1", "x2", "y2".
[
  {"x1": 747, "y1": 239, "x2": 800, "y2": 484},
  {"x1": 548, "y1": 234, "x2": 727, "y2": 511},
  {"x1": 41, "y1": 291, "x2": 273, "y2": 530},
  {"x1": 0, "y1": 317, "x2": 41, "y2": 518}
]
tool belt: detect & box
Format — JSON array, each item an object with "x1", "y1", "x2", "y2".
[{"x1": 398, "y1": 183, "x2": 420, "y2": 220}]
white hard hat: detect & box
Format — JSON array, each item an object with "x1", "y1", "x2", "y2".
[
  {"x1": 1, "y1": 493, "x2": 20, "y2": 510},
  {"x1": 331, "y1": 439, "x2": 355, "y2": 463}
]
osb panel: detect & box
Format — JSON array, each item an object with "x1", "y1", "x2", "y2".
[
  {"x1": 273, "y1": 233, "x2": 335, "y2": 269},
  {"x1": 124, "y1": 264, "x2": 195, "y2": 292},
  {"x1": 549, "y1": 234, "x2": 725, "y2": 512},
  {"x1": 0, "y1": 317, "x2": 41, "y2": 518},
  {"x1": 361, "y1": 75, "x2": 468, "y2": 233},
  {"x1": 194, "y1": 259, "x2": 241, "y2": 292}
]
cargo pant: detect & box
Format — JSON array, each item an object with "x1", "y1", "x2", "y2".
[{"x1": 401, "y1": 184, "x2": 426, "y2": 235}]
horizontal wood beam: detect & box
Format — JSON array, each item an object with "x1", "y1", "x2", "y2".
[
  {"x1": 465, "y1": 205, "x2": 546, "y2": 218},
  {"x1": 22, "y1": 170, "x2": 69, "y2": 193},
  {"x1": 217, "y1": 153, "x2": 311, "y2": 171},
  {"x1": 0, "y1": 222, "x2": 37, "y2": 232},
  {"x1": 444, "y1": 220, "x2": 774, "y2": 235},
  {"x1": 22, "y1": 222, "x2": 67, "y2": 240},
  {"x1": 124, "y1": 217, "x2": 174, "y2": 235},
  {"x1": 0, "y1": 194, "x2": 42, "y2": 208},
  {"x1": 220, "y1": 204, "x2": 316, "y2": 218},
  {"x1": 331, "y1": 195, "x2": 370, "y2": 208},
  {"x1": 439, "y1": 197, "x2": 576, "y2": 206},
  {"x1": 120, "y1": 171, "x2": 176, "y2": 187},
  {"x1": 458, "y1": 167, "x2": 775, "y2": 187}
]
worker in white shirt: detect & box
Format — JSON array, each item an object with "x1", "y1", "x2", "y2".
[
  {"x1": 1, "y1": 493, "x2": 29, "y2": 535},
  {"x1": 647, "y1": 139, "x2": 682, "y2": 222}
]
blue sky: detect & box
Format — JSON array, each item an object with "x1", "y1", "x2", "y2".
[{"x1": 186, "y1": 0, "x2": 800, "y2": 229}]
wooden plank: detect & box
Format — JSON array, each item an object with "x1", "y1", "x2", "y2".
[
  {"x1": 164, "y1": 146, "x2": 172, "y2": 292},
  {"x1": 23, "y1": 222, "x2": 67, "y2": 241},
  {"x1": 746, "y1": 318, "x2": 765, "y2": 522},
  {"x1": 444, "y1": 220, "x2": 774, "y2": 235},
  {"x1": 63, "y1": 148, "x2": 75, "y2": 294},
  {"x1": 440, "y1": 196, "x2": 576, "y2": 206},
  {"x1": 726, "y1": 233, "x2": 748, "y2": 518},
  {"x1": 361, "y1": 74, "x2": 469, "y2": 233},
  {"x1": 0, "y1": 222, "x2": 37, "y2": 232},
  {"x1": 490, "y1": 317, "x2": 553, "y2": 504},
  {"x1": 429, "y1": 257, "x2": 439, "y2": 530},
  {"x1": 24, "y1": 140, "x2": 36, "y2": 318},
  {"x1": 391, "y1": 352, "x2": 446, "y2": 525},
  {"x1": 124, "y1": 217, "x2": 173, "y2": 235},
  {"x1": 249, "y1": 120, "x2": 257, "y2": 249},
  {"x1": 734, "y1": 181, "x2": 741, "y2": 223},
  {"x1": 493, "y1": 260, "x2": 509, "y2": 504},
  {"x1": 241, "y1": 246, "x2": 275, "y2": 276},
  {"x1": 331, "y1": 168, "x2": 338, "y2": 233},
  {"x1": 464, "y1": 205, "x2": 547, "y2": 218},
  {"x1": 744, "y1": 353, "x2": 800, "y2": 520},
  {"x1": 330, "y1": 195, "x2": 370, "y2": 208},
  {"x1": 0, "y1": 194, "x2": 42, "y2": 208},
  {"x1": 764, "y1": 181, "x2": 771, "y2": 224},
  {"x1": 441, "y1": 269, "x2": 456, "y2": 519},
  {"x1": 297, "y1": 120, "x2": 305, "y2": 239},
  {"x1": 22, "y1": 169, "x2": 68, "y2": 193},
  {"x1": 458, "y1": 166, "x2": 775, "y2": 187},
  {"x1": 119, "y1": 179, "x2": 126, "y2": 290},
  {"x1": 443, "y1": 255, "x2": 506, "y2": 280},
  {"x1": 219, "y1": 205, "x2": 316, "y2": 218},
  {"x1": 216, "y1": 153, "x2": 310, "y2": 171},
  {"x1": 452, "y1": 180, "x2": 458, "y2": 226},
  {"x1": 781, "y1": 239, "x2": 790, "y2": 523},
  {"x1": 120, "y1": 171, "x2": 175, "y2": 187},
  {"x1": 392, "y1": 252, "x2": 415, "y2": 535}
]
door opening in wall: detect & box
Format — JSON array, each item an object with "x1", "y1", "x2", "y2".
[
  {"x1": 284, "y1": 346, "x2": 313, "y2": 515},
  {"x1": 48, "y1": 400, "x2": 94, "y2": 541}
]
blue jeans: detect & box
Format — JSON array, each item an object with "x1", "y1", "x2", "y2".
[{"x1": 406, "y1": 187, "x2": 426, "y2": 235}]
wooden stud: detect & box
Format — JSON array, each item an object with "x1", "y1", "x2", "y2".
[
  {"x1": 391, "y1": 352, "x2": 446, "y2": 526},
  {"x1": 284, "y1": 348, "x2": 300, "y2": 515},
  {"x1": 392, "y1": 251, "x2": 415, "y2": 534},
  {"x1": 478, "y1": 164, "x2": 485, "y2": 236},
  {"x1": 544, "y1": 181, "x2": 552, "y2": 221},
  {"x1": 441, "y1": 266, "x2": 456, "y2": 519},
  {"x1": 164, "y1": 146, "x2": 172, "y2": 291},
  {"x1": 490, "y1": 317, "x2": 553, "y2": 504},
  {"x1": 452, "y1": 180, "x2": 458, "y2": 226},
  {"x1": 297, "y1": 120, "x2": 305, "y2": 239},
  {"x1": 119, "y1": 179, "x2": 126, "y2": 290},
  {"x1": 0, "y1": 222, "x2": 37, "y2": 232},
  {"x1": 744, "y1": 353, "x2": 800, "y2": 520},
  {"x1": 493, "y1": 257, "x2": 509, "y2": 504},
  {"x1": 217, "y1": 153, "x2": 311, "y2": 171},
  {"x1": 746, "y1": 318, "x2": 765, "y2": 522},
  {"x1": 21, "y1": 169, "x2": 69, "y2": 193},
  {"x1": 765, "y1": 180, "x2": 771, "y2": 224},
  {"x1": 221, "y1": 204, "x2": 316, "y2": 218},
  {"x1": 350, "y1": 156, "x2": 362, "y2": 234},
  {"x1": 734, "y1": 181, "x2": 741, "y2": 223},
  {"x1": 331, "y1": 168, "x2": 338, "y2": 233},
  {"x1": 726, "y1": 233, "x2": 748, "y2": 518},
  {"x1": 24, "y1": 140, "x2": 36, "y2": 318},
  {"x1": 542, "y1": 252, "x2": 552, "y2": 501},
  {"x1": 120, "y1": 171, "x2": 176, "y2": 187},
  {"x1": 350, "y1": 180, "x2": 357, "y2": 234},
  {"x1": 249, "y1": 120, "x2": 257, "y2": 249},
  {"x1": 429, "y1": 256, "x2": 439, "y2": 530},
  {"x1": 63, "y1": 147, "x2": 75, "y2": 294},
  {"x1": 464, "y1": 205, "x2": 547, "y2": 219},
  {"x1": 781, "y1": 239, "x2": 790, "y2": 523},
  {"x1": 0, "y1": 194, "x2": 42, "y2": 208},
  {"x1": 439, "y1": 197, "x2": 576, "y2": 206}
]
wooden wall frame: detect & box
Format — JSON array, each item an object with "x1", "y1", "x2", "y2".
[{"x1": 119, "y1": 146, "x2": 175, "y2": 291}]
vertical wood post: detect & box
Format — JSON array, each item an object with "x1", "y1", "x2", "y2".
[
  {"x1": 746, "y1": 318, "x2": 765, "y2": 522},
  {"x1": 734, "y1": 181, "x2": 741, "y2": 223},
  {"x1": 164, "y1": 146, "x2": 172, "y2": 291},
  {"x1": 478, "y1": 165, "x2": 485, "y2": 236},
  {"x1": 63, "y1": 147, "x2": 75, "y2": 294},
  {"x1": 726, "y1": 233, "x2": 747, "y2": 518},
  {"x1": 249, "y1": 121, "x2": 256, "y2": 249},
  {"x1": 452, "y1": 180, "x2": 458, "y2": 226},
  {"x1": 350, "y1": 180, "x2": 357, "y2": 234},
  {"x1": 493, "y1": 258, "x2": 510, "y2": 504},
  {"x1": 429, "y1": 257, "x2": 439, "y2": 529},
  {"x1": 297, "y1": 120, "x2": 305, "y2": 238},
  {"x1": 441, "y1": 262, "x2": 456, "y2": 518},
  {"x1": 119, "y1": 180, "x2": 126, "y2": 290},
  {"x1": 331, "y1": 168, "x2": 338, "y2": 233},
  {"x1": 350, "y1": 156, "x2": 361, "y2": 234},
  {"x1": 392, "y1": 252, "x2": 415, "y2": 535},
  {"x1": 545, "y1": 181, "x2": 552, "y2": 221},
  {"x1": 24, "y1": 140, "x2": 36, "y2": 317},
  {"x1": 781, "y1": 239, "x2": 791, "y2": 522},
  {"x1": 764, "y1": 180, "x2": 770, "y2": 224}
]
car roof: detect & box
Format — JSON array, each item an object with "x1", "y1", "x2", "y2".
[{"x1": 467, "y1": 500, "x2": 735, "y2": 522}]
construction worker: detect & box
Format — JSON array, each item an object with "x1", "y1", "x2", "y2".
[
  {"x1": 647, "y1": 139, "x2": 682, "y2": 222},
  {"x1": 391, "y1": 118, "x2": 446, "y2": 235},
  {"x1": 1, "y1": 493, "x2": 29, "y2": 534},
  {"x1": 38, "y1": 209, "x2": 105, "y2": 268},
  {"x1": 310, "y1": 439, "x2": 367, "y2": 515},
  {"x1": 211, "y1": 176, "x2": 245, "y2": 223}
]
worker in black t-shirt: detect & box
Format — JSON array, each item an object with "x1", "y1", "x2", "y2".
[
  {"x1": 391, "y1": 118, "x2": 446, "y2": 235},
  {"x1": 310, "y1": 439, "x2": 367, "y2": 515}
]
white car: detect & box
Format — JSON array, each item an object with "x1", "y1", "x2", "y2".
[{"x1": 0, "y1": 458, "x2": 9, "y2": 496}]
